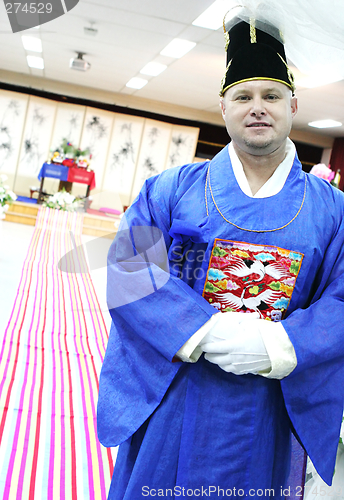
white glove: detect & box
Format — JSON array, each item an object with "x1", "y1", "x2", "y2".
[
  {"x1": 200, "y1": 311, "x2": 259, "y2": 345},
  {"x1": 200, "y1": 313, "x2": 271, "y2": 375}
]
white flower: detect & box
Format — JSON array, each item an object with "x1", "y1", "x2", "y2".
[
  {"x1": 7, "y1": 190, "x2": 16, "y2": 201},
  {"x1": 64, "y1": 193, "x2": 75, "y2": 204},
  {"x1": 43, "y1": 189, "x2": 79, "y2": 211}
]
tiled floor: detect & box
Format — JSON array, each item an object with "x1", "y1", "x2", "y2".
[
  {"x1": 0, "y1": 219, "x2": 111, "y2": 341},
  {"x1": 0, "y1": 221, "x2": 36, "y2": 339}
]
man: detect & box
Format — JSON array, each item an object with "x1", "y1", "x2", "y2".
[
  {"x1": 220, "y1": 81, "x2": 297, "y2": 195},
  {"x1": 97, "y1": 13, "x2": 344, "y2": 500}
]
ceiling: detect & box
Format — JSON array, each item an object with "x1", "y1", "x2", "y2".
[{"x1": 1, "y1": 0, "x2": 344, "y2": 141}]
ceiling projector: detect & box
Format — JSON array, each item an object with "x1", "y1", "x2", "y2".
[{"x1": 70, "y1": 52, "x2": 91, "y2": 71}]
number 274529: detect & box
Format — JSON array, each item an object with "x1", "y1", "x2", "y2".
[{"x1": 5, "y1": 3, "x2": 53, "y2": 14}]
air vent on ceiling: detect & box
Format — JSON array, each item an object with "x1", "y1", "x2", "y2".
[
  {"x1": 84, "y1": 21, "x2": 98, "y2": 36},
  {"x1": 84, "y1": 26, "x2": 98, "y2": 36}
]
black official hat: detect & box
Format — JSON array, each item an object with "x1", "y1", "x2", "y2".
[{"x1": 220, "y1": 16, "x2": 295, "y2": 96}]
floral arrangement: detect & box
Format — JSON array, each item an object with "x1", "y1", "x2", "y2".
[
  {"x1": 50, "y1": 139, "x2": 90, "y2": 168},
  {"x1": 61, "y1": 138, "x2": 90, "y2": 159},
  {"x1": 0, "y1": 174, "x2": 17, "y2": 219},
  {"x1": 43, "y1": 189, "x2": 79, "y2": 212}
]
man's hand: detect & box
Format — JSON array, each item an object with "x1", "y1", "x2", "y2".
[{"x1": 200, "y1": 312, "x2": 271, "y2": 375}]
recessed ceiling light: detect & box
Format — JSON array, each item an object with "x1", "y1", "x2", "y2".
[
  {"x1": 160, "y1": 39, "x2": 196, "y2": 58},
  {"x1": 27, "y1": 55, "x2": 44, "y2": 69},
  {"x1": 192, "y1": 0, "x2": 229, "y2": 30},
  {"x1": 126, "y1": 77, "x2": 148, "y2": 90},
  {"x1": 22, "y1": 36, "x2": 42, "y2": 52},
  {"x1": 140, "y1": 62, "x2": 167, "y2": 76},
  {"x1": 308, "y1": 119, "x2": 342, "y2": 129}
]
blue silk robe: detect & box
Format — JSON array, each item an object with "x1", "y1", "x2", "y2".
[{"x1": 97, "y1": 146, "x2": 344, "y2": 499}]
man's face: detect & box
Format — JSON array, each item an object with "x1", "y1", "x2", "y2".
[{"x1": 220, "y1": 80, "x2": 298, "y2": 157}]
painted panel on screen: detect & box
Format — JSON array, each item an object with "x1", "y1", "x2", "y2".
[
  {"x1": 102, "y1": 114, "x2": 145, "y2": 207},
  {"x1": 50, "y1": 103, "x2": 86, "y2": 152},
  {"x1": 79, "y1": 108, "x2": 114, "y2": 192},
  {"x1": 165, "y1": 124, "x2": 200, "y2": 170},
  {"x1": 0, "y1": 90, "x2": 29, "y2": 188},
  {"x1": 17, "y1": 96, "x2": 57, "y2": 176},
  {"x1": 130, "y1": 119, "x2": 172, "y2": 203}
]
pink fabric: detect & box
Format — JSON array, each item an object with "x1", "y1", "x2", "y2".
[
  {"x1": 99, "y1": 207, "x2": 121, "y2": 215},
  {"x1": 86, "y1": 208, "x2": 118, "y2": 218}
]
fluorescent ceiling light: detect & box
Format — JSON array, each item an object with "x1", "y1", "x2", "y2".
[
  {"x1": 22, "y1": 36, "x2": 42, "y2": 52},
  {"x1": 126, "y1": 77, "x2": 148, "y2": 90},
  {"x1": 140, "y1": 62, "x2": 167, "y2": 76},
  {"x1": 27, "y1": 55, "x2": 44, "y2": 69},
  {"x1": 296, "y1": 74, "x2": 342, "y2": 88},
  {"x1": 308, "y1": 119, "x2": 342, "y2": 129},
  {"x1": 160, "y1": 39, "x2": 196, "y2": 58},
  {"x1": 192, "y1": 0, "x2": 229, "y2": 30}
]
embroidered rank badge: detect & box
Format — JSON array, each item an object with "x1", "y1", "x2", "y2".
[{"x1": 202, "y1": 240, "x2": 303, "y2": 321}]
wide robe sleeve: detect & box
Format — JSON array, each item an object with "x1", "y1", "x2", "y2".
[
  {"x1": 97, "y1": 164, "x2": 217, "y2": 447},
  {"x1": 281, "y1": 205, "x2": 344, "y2": 485}
]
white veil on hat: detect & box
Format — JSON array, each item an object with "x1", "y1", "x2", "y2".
[{"x1": 223, "y1": 0, "x2": 344, "y2": 79}]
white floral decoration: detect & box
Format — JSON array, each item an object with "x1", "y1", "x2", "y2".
[
  {"x1": 43, "y1": 189, "x2": 79, "y2": 212},
  {"x1": 0, "y1": 174, "x2": 17, "y2": 219}
]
